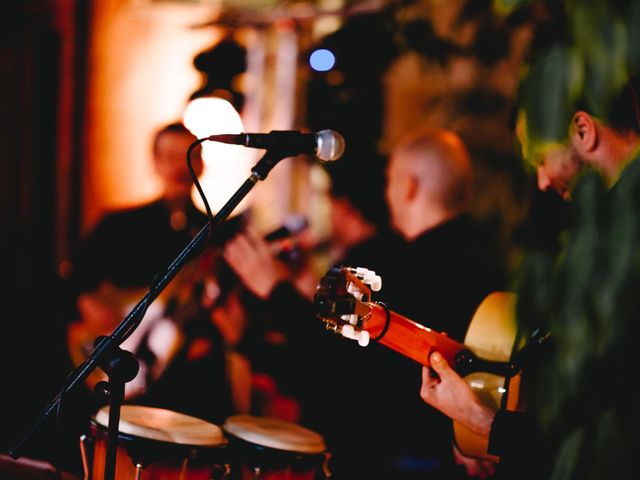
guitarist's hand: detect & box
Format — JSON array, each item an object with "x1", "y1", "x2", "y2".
[
  {"x1": 420, "y1": 351, "x2": 495, "y2": 438},
  {"x1": 223, "y1": 229, "x2": 288, "y2": 300},
  {"x1": 223, "y1": 227, "x2": 317, "y2": 301},
  {"x1": 453, "y1": 443, "x2": 495, "y2": 478},
  {"x1": 76, "y1": 287, "x2": 121, "y2": 334}
]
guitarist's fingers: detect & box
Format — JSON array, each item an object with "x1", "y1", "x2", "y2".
[
  {"x1": 224, "y1": 234, "x2": 259, "y2": 274},
  {"x1": 478, "y1": 460, "x2": 496, "y2": 478},
  {"x1": 223, "y1": 232, "x2": 285, "y2": 300},
  {"x1": 225, "y1": 233, "x2": 266, "y2": 267},
  {"x1": 453, "y1": 444, "x2": 496, "y2": 479},
  {"x1": 243, "y1": 226, "x2": 262, "y2": 248},
  {"x1": 421, "y1": 365, "x2": 438, "y2": 385},
  {"x1": 420, "y1": 366, "x2": 440, "y2": 404},
  {"x1": 429, "y1": 351, "x2": 453, "y2": 379},
  {"x1": 421, "y1": 352, "x2": 452, "y2": 402},
  {"x1": 244, "y1": 226, "x2": 273, "y2": 258},
  {"x1": 224, "y1": 233, "x2": 249, "y2": 255}
]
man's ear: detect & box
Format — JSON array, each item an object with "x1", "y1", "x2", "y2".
[
  {"x1": 406, "y1": 175, "x2": 419, "y2": 202},
  {"x1": 570, "y1": 111, "x2": 598, "y2": 154}
]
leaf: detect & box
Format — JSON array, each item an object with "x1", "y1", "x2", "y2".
[
  {"x1": 627, "y1": 0, "x2": 640, "y2": 75},
  {"x1": 518, "y1": 45, "x2": 584, "y2": 161},
  {"x1": 493, "y1": 0, "x2": 534, "y2": 16},
  {"x1": 570, "y1": 1, "x2": 628, "y2": 120}
]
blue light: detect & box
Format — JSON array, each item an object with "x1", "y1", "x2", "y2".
[{"x1": 309, "y1": 49, "x2": 336, "y2": 72}]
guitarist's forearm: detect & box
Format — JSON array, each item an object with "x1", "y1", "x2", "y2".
[{"x1": 463, "y1": 400, "x2": 495, "y2": 438}]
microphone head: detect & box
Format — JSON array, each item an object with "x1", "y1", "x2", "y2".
[{"x1": 316, "y1": 130, "x2": 345, "y2": 162}]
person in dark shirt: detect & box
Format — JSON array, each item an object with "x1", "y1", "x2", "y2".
[
  {"x1": 221, "y1": 154, "x2": 401, "y2": 478},
  {"x1": 68, "y1": 122, "x2": 249, "y2": 425},
  {"x1": 222, "y1": 128, "x2": 507, "y2": 479},
  {"x1": 419, "y1": 74, "x2": 640, "y2": 480},
  {"x1": 355, "y1": 126, "x2": 506, "y2": 479}
]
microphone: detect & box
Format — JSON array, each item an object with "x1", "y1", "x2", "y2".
[
  {"x1": 264, "y1": 214, "x2": 309, "y2": 242},
  {"x1": 207, "y1": 129, "x2": 345, "y2": 162}
]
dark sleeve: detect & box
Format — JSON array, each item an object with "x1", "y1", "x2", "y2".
[
  {"x1": 70, "y1": 217, "x2": 115, "y2": 293},
  {"x1": 488, "y1": 410, "x2": 538, "y2": 457},
  {"x1": 268, "y1": 282, "x2": 317, "y2": 336},
  {"x1": 265, "y1": 281, "x2": 334, "y2": 411},
  {"x1": 488, "y1": 409, "x2": 549, "y2": 479}
]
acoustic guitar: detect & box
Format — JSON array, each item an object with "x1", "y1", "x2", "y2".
[
  {"x1": 313, "y1": 265, "x2": 525, "y2": 462},
  {"x1": 66, "y1": 246, "x2": 221, "y2": 394}
]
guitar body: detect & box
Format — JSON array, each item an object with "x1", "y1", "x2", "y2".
[
  {"x1": 454, "y1": 291, "x2": 519, "y2": 462},
  {"x1": 67, "y1": 247, "x2": 220, "y2": 393},
  {"x1": 314, "y1": 267, "x2": 523, "y2": 462},
  {"x1": 67, "y1": 282, "x2": 179, "y2": 394}
]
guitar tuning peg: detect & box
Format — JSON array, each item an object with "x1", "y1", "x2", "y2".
[
  {"x1": 367, "y1": 275, "x2": 382, "y2": 292},
  {"x1": 356, "y1": 330, "x2": 370, "y2": 347},
  {"x1": 341, "y1": 313, "x2": 358, "y2": 325},
  {"x1": 347, "y1": 283, "x2": 365, "y2": 300},
  {"x1": 351, "y1": 268, "x2": 382, "y2": 292},
  {"x1": 354, "y1": 267, "x2": 370, "y2": 275},
  {"x1": 339, "y1": 324, "x2": 370, "y2": 347},
  {"x1": 340, "y1": 324, "x2": 356, "y2": 340}
]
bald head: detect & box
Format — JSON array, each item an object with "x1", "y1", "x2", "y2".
[{"x1": 386, "y1": 128, "x2": 473, "y2": 239}]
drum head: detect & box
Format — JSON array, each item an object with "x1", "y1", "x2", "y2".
[
  {"x1": 223, "y1": 415, "x2": 325, "y2": 454},
  {"x1": 94, "y1": 405, "x2": 227, "y2": 447}
]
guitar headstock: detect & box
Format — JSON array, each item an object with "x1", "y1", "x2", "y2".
[{"x1": 314, "y1": 266, "x2": 382, "y2": 346}]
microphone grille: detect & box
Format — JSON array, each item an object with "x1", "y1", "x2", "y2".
[{"x1": 316, "y1": 130, "x2": 345, "y2": 162}]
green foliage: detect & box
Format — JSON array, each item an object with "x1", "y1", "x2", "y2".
[
  {"x1": 516, "y1": 162, "x2": 640, "y2": 479},
  {"x1": 518, "y1": 45, "x2": 583, "y2": 158},
  {"x1": 518, "y1": 0, "x2": 637, "y2": 164},
  {"x1": 506, "y1": 3, "x2": 640, "y2": 478},
  {"x1": 627, "y1": 0, "x2": 640, "y2": 76},
  {"x1": 493, "y1": 0, "x2": 534, "y2": 16},
  {"x1": 571, "y1": 1, "x2": 627, "y2": 119}
]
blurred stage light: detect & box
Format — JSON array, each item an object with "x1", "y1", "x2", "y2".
[
  {"x1": 183, "y1": 96, "x2": 253, "y2": 216},
  {"x1": 183, "y1": 96, "x2": 244, "y2": 149},
  {"x1": 309, "y1": 48, "x2": 336, "y2": 72}
]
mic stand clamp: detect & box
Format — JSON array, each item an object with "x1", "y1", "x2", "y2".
[{"x1": 92, "y1": 336, "x2": 139, "y2": 480}]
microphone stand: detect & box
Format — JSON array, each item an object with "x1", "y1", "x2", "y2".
[{"x1": 7, "y1": 147, "x2": 292, "y2": 480}]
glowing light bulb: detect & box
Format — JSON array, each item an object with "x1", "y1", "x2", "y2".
[
  {"x1": 183, "y1": 97, "x2": 253, "y2": 216},
  {"x1": 183, "y1": 97, "x2": 244, "y2": 146}
]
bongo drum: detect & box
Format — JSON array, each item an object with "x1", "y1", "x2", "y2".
[
  {"x1": 222, "y1": 415, "x2": 331, "y2": 480},
  {"x1": 82, "y1": 405, "x2": 230, "y2": 480}
]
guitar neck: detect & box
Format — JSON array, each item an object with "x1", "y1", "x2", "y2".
[
  {"x1": 363, "y1": 303, "x2": 468, "y2": 368},
  {"x1": 315, "y1": 271, "x2": 520, "y2": 463}
]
